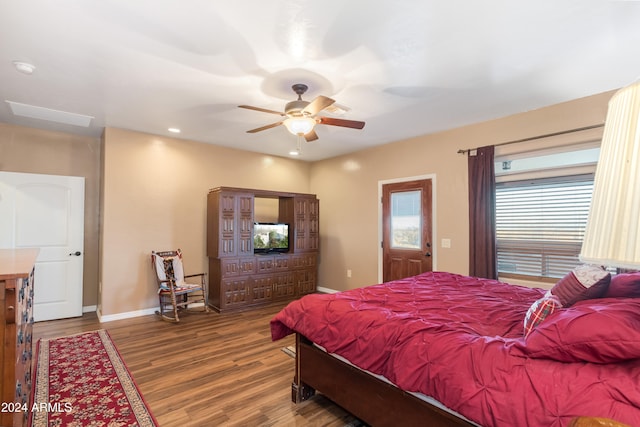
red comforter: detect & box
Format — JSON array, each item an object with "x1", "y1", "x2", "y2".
[{"x1": 270, "y1": 271, "x2": 640, "y2": 427}]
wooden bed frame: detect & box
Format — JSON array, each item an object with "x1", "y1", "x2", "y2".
[
  {"x1": 291, "y1": 333, "x2": 475, "y2": 427},
  {"x1": 291, "y1": 334, "x2": 633, "y2": 427}
]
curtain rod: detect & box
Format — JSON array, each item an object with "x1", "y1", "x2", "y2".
[{"x1": 456, "y1": 123, "x2": 605, "y2": 155}]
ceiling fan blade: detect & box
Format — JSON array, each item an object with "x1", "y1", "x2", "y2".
[
  {"x1": 304, "y1": 129, "x2": 319, "y2": 142},
  {"x1": 317, "y1": 116, "x2": 366, "y2": 129},
  {"x1": 323, "y1": 103, "x2": 350, "y2": 115},
  {"x1": 239, "y1": 105, "x2": 285, "y2": 116},
  {"x1": 302, "y1": 96, "x2": 335, "y2": 116},
  {"x1": 246, "y1": 122, "x2": 283, "y2": 133}
]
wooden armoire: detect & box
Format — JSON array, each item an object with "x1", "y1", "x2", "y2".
[{"x1": 206, "y1": 187, "x2": 319, "y2": 312}]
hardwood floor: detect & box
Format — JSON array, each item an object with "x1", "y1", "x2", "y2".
[{"x1": 33, "y1": 303, "x2": 363, "y2": 427}]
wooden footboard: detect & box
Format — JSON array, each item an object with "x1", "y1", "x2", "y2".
[
  {"x1": 290, "y1": 334, "x2": 634, "y2": 427},
  {"x1": 292, "y1": 333, "x2": 475, "y2": 427}
]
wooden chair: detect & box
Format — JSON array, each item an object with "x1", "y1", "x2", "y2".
[{"x1": 151, "y1": 249, "x2": 209, "y2": 322}]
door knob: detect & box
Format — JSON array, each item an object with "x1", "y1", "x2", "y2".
[
  {"x1": 424, "y1": 252, "x2": 431, "y2": 257},
  {"x1": 69, "y1": 251, "x2": 82, "y2": 256}
]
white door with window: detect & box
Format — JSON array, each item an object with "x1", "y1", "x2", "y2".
[{"x1": 0, "y1": 171, "x2": 84, "y2": 321}]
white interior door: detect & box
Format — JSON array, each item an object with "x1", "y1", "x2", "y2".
[{"x1": 0, "y1": 171, "x2": 84, "y2": 321}]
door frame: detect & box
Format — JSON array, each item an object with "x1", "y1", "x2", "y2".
[{"x1": 378, "y1": 174, "x2": 437, "y2": 283}]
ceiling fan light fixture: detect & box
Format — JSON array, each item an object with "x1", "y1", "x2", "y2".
[
  {"x1": 283, "y1": 117, "x2": 316, "y2": 135},
  {"x1": 240, "y1": 83, "x2": 364, "y2": 141}
]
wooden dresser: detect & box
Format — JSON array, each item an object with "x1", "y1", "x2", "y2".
[{"x1": 0, "y1": 249, "x2": 38, "y2": 427}]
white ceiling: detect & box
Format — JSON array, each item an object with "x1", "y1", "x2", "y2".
[{"x1": 2, "y1": 1, "x2": 640, "y2": 161}]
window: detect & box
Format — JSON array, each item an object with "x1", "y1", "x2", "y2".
[
  {"x1": 390, "y1": 190, "x2": 421, "y2": 249},
  {"x1": 495, "y1": 174, "x2": 593, "y2": 280}
]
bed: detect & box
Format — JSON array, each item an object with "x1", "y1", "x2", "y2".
[{"x1": 270, "y1": 271, "x2": 640, "y2": 427}]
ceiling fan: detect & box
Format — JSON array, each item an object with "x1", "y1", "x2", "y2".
[{"x1": 239, "y1": 84, "x2": 365, "y2": 142}]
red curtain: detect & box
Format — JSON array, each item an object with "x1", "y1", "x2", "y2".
[{"x1": 468, "y1": 145, "x2": 497, "y2": 279}]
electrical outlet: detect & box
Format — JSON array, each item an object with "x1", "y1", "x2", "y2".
[
  {"x1": 441, "y1": 238, "x2": 451, "y2": 248},
  {"x1": 347, "y1": 269, "x2": 352, "y2": 278}
]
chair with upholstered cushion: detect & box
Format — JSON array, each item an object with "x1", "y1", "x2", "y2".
[{"x1": 151, "y1": 249, "x2": 209, "y2": 322}]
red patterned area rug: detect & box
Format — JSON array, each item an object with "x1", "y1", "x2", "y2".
[{"x1": 31, "y1": 329, "x2": 158, "y2": 427}]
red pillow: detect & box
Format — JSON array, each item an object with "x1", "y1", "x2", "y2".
[
  {"x1": 513, "y1": 298, "x2": 640, "y2": 363},
  {"x1": 550, "y1": 264, "x2": 610, "y2": 307},
  {"x1": 604, "y1": 272, "x2": 640, "y2": 298}
]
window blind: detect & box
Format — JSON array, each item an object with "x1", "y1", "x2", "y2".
[{"x1": 495, "y1": 174, "x2": 593, "y2": 279}]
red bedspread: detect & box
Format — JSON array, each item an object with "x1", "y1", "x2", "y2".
[{"x1": 270, "y1": 271, "x2": 640, "y2": 427}]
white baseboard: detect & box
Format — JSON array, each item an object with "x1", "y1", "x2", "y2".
[
  {"x1": 82, "y1": 305, "x2": 97, "y2": 313},
  {"x1": 97, "y1": 307, "x2": 157, "y2": 323},
  {"x1": 316, "y1": 285, "x2": 339, "y2": 294},
  {"x1": 95, "y1": 302, "x2": 207, "y2": 323}
]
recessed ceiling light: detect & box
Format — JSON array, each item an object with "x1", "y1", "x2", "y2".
[
  {"x1": 168, "y1": 127, "x2": 181, "y2": 133},
  {"x1": 13, "y1": 61, "x2": 36, "y2": 75},
  {"x1": 289, "y1": 150, "x2": 300, "y2": 156}
]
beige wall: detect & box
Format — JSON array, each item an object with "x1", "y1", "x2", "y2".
[
  {"x1": 99, "y1": 127, "x2": 311, "y2": 316},
  {"x1": 0, "y1": 123, "x2": 101, "y2": 307},
  {"x1": 310, "y1": 90, "x2": 615, "y2": 292},
  {"x1": 1, "y1": 88, "x2": 617, "y2": 317}
]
